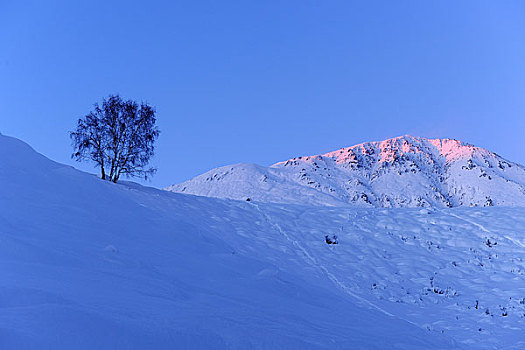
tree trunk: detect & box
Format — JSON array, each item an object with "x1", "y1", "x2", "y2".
[{"x1": 101, "y1": 167, "x2": 106, "y2": 180}]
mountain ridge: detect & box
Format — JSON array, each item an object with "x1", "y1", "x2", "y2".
[{"x1": 167, "y1": 135, "x2": 525, "y2": 208}]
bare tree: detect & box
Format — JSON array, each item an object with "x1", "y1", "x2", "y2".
[{"x1": 71, "y1": 94, "x2": 160, "y2": 183}]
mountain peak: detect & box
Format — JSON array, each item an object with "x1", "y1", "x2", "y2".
[
  {"x1": 168, "y1": 136, "x2": 525, "y2": 208},
  {"x1": 276, "y1": 136, "x2": 488, "y2": 168}
]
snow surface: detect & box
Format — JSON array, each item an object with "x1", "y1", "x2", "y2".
[
  {"x1": 1, "y1": 133, "x2": 525, "y2": 349},
  {"x1": 167, "y1": 135, "x2": 525, "y2": 207}
]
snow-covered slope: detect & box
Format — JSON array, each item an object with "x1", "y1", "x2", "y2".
[
  {"x1": 167, "y1": 135, "x2": 525, "y2": 207},
  {"x1": 0, "y1": 133, "x2": 459, "y2": 349},
  {"x1": 2, "y1": 133, "x2": 525, "y2": 349}
]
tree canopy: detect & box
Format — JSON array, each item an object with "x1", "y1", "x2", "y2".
[{"x1": 70, "y1": 94, "x2": 160, "y2": 183}]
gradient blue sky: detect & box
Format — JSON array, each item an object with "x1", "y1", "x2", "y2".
[{"x1": 1, "y1": 1, "x2": 524, "y2": 188}]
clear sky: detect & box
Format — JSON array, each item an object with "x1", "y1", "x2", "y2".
[{"x1": 1, "y1": 1, "x2": 524, "y2": 188}]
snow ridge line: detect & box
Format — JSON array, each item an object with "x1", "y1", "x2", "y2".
[
  {"x1": 447, "y1": 211, "x2": 489, "y2": 233},
  {"x1": 251, "y1": 203, "x2": 395, "y2": 318},
  {"x1": 447, "y1": 210, "x2": 525, "y2": 249}
]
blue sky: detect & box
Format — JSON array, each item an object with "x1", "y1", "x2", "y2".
[{"x1": 1, "y1": 0, "x2": 524, "y2": 187}]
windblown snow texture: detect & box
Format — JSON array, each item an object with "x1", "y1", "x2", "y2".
[
  {"x1": 0, "y1": 134, "x2": 458, "y2": 349},
  {"x1": 1, "y1": 133, "x2": 524, "y2": 349},
  {"x1": 167, "y1": 135, "x2": 525, "y2": 207}
]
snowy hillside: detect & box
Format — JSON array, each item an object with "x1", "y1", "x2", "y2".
[
  {"x1": 167, "y1": 135, "x2": 525, "y2": 207},
  {"x1": 0, "y1": 133, "x2": 458, "y2": 349},
  {"x1": 2, "y1": 133, "x2": 525, "y2": 349}
]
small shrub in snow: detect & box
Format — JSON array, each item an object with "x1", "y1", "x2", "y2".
[{"x1": 325, "y1": 235, "x2": 338, "y2": 245}]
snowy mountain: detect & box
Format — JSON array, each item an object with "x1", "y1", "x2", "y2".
[
  {"x1": 2, "y1": 132, "x2": 525, "y2": 349},
  {"x1": 167, "y1": 135, "x2": 525, "y2": 207}
]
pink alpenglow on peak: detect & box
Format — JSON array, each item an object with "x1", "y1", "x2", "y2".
[
  {"x1": 295, "y1": 136, "x2": 488, "y2": 166},
  {"x1": 167, "y1": 136, "x2": 525, "y2": 208}
]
